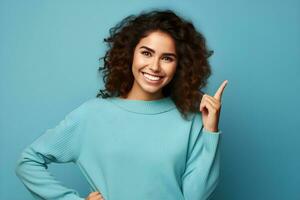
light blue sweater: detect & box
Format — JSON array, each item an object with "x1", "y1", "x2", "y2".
[{"x1": 15, "y1": 96, "x2": 222, "y2": 200}]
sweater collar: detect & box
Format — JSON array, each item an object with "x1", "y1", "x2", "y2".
[{"x1": 105, "y1": 96, "x2": 176, "y2": 114}]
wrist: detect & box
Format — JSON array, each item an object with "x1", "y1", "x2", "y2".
[{"x1": 204, "y1": 127, "x2": 218, "y2": 132}]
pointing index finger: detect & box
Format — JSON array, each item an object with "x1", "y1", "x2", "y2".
[{"x1": 214, "y1": 80, "x2": 228, "y2": 101}]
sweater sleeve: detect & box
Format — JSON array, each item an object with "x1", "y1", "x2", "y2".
[
  {"x1": 181, "y1": 112, "x2": 222, "y2": 200},
  {"x1": 15, "y1": 103, "x2": 87, "y2": 200}
]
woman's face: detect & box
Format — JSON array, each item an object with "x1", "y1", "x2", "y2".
[{"x1": 126, "y1": 30, "x2": 177, "y2": 100}]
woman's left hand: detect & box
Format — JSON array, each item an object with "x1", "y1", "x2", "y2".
[{"x1": 199, "y1": 80, "x2": 228, "y2": 132}]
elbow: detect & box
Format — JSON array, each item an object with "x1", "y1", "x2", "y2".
[
  {"x1": 15, "y1": 154, "x2": 24, "y2": 178},
  {"x1": 15, "y1": 165, "x2": 22, "y2": 179},
  {"x1": 204, "y1": 177, "x2": 220, "y2": 200},
  {"x1": 204, "y1": 169, "x2": 221, "y2": 199},
  {"x1": 15, "y1": 149, "x2": 29, "y2": 179}
]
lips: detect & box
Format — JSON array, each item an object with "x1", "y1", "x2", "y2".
[
  {"x1": 142, "y1": 72, "x2": 164, "y2": 78},
  {"x1": 140, "y1": 71, "x2": 164, "y2": 84}
]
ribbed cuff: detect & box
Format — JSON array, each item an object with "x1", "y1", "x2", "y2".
[
  {"x1": 203, "y1": 128, "x2": 222, "y2": 134},
  {"x1": 64, "y1": 193, "x2": 85, "y2": 200},
  {"x1": 202, "y1": 129, "x2": 222, "y2": 152}
]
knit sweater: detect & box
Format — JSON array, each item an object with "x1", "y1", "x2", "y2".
[{"x1": 15, "y1": 96, "x2": 222, "y2": 200}]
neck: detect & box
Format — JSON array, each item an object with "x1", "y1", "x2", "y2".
[
  {"x1": 105, "y1": 95, "x2": 175, "y2": 114},
  {"x1": 122, "y1": 90, "x2": 164, "y2": 101}
]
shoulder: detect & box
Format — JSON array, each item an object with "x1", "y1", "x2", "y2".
[
  {"x1": 76, "y1": 97, "x2": 109, "y2": 110},
  {"x1": 65, "y1": 98, "x2": 100, "y2": 118},
  {"x1": 71, "y1": 97, "x2": 114, "y2": 117}
]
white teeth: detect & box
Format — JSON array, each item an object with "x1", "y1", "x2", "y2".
[{"x1": 142, "y1": 72, "x2": 162, "y2": 81}]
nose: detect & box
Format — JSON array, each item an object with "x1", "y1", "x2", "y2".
[{"x1": 149, "y1": 56, "x2": 161, "y2": 72}]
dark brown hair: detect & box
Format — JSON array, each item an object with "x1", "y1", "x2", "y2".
[{"x1": 96, "y1": 9, "x2": 214, "y2": 120}]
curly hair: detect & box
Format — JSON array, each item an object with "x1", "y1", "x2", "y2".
[{"x1": 96, "y1": 8, "x2": 214, "y2": 120}]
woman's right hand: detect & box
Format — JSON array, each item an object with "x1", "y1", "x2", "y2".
[{"x1": 85, "y1": 191, "x2": 105, "y2": 200}]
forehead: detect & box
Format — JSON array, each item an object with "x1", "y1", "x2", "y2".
[{"x1": 136, "y1": 31, "x2": 176, "y2": 53}]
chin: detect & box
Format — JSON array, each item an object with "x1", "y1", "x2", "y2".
[{"x1": 140, "y1": 85, "x2": 163, "y2": 94}]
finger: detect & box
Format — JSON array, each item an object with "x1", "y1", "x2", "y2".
[
  {"x1": 204, "y1": 95, "x2": 219, "y2": 109},
  {"x1": 199, "y1": 95, "x2": 206, "y2": 112},
  {"x1": 89, "y1": 192, "x2": 103, "y2": 199},
  {"x1": 201, "y1": 94, "x2": 219, "y2": 108},
  {"x1": 91, "y1": 197, "x2": 102, "y2": 200},
  {"x1": 204, "y1": 94, "x2": 220, "y2": 105},
  {"x1": 96, "y1": 193, "x2": 104, "y2": 198},
  {"x1": 200, "y1": 96, "x2": 217, "y2": 112},
  {"x1": 89, "y1": 192, "x2": 100, "y2": 197},
  {"x1": 98, "y1": 195, "x2": 105, "y2": 200},
  {"x1": 214, "y1": 80, "x2": 228, "y2": 101},
  {"x1": 98, "y1": 192, "x2": 104, "y2": 199},
  {"x1": 92, "y1": 194, "x2": 104, "y2": 200},
  {"x1": 202, "y1": 98, "x2": 217, "y2": 113}
]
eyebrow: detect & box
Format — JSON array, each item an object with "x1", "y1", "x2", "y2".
[{"x1": 139, "y1": 46, "x2": 177, "y2": 58}]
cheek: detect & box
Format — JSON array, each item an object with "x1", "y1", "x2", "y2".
[
  {"x1": 132, "y1": 55, "x2": 142, "y2": 71},
  {"x1": 133, "y1": 53, "x2": 147, "y2": 65},
  {"x1": 132, "y1": 59, "x2": 147, "y2": 78},
  {"x1": 165, "y1": 64, "x2": 177, "y2": 77},
  {"x1": 133, "y1": 59, "x2": 147, "y2": 74}
]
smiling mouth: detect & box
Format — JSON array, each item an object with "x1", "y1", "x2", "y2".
[
  {"x1": 141, "y1": 71, "x2": 165, "y2": 83},
  {"x1": 142, "y1": 72, "x2": 164, "y2": 78}
]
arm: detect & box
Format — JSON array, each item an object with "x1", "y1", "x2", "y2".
[
  {"x1": 181, "y1": 113, "x2": 222, "y2": 200},
  {"x1": 15, "y1": 104, "x2": 87, "y2": 200}
]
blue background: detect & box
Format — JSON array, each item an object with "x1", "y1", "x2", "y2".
[{"x1": 1, "y1": 0, "x2": 299, "y2": 199}]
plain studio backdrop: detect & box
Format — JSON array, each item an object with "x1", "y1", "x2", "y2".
[{"x1": 1, "y1": 0, "x2": 299, "y2": 199}]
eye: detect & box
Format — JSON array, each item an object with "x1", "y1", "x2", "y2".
[
  {"x1": 162, "y1": 56, "x2": 174, "y2": 62},
  {"x1": 141, "y1": 51, "x2": 151, "y2": 57}
]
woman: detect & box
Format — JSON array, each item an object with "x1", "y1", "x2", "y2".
[{"x1": 15, "y1": 9, "x2": 228, "y2": 200}]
